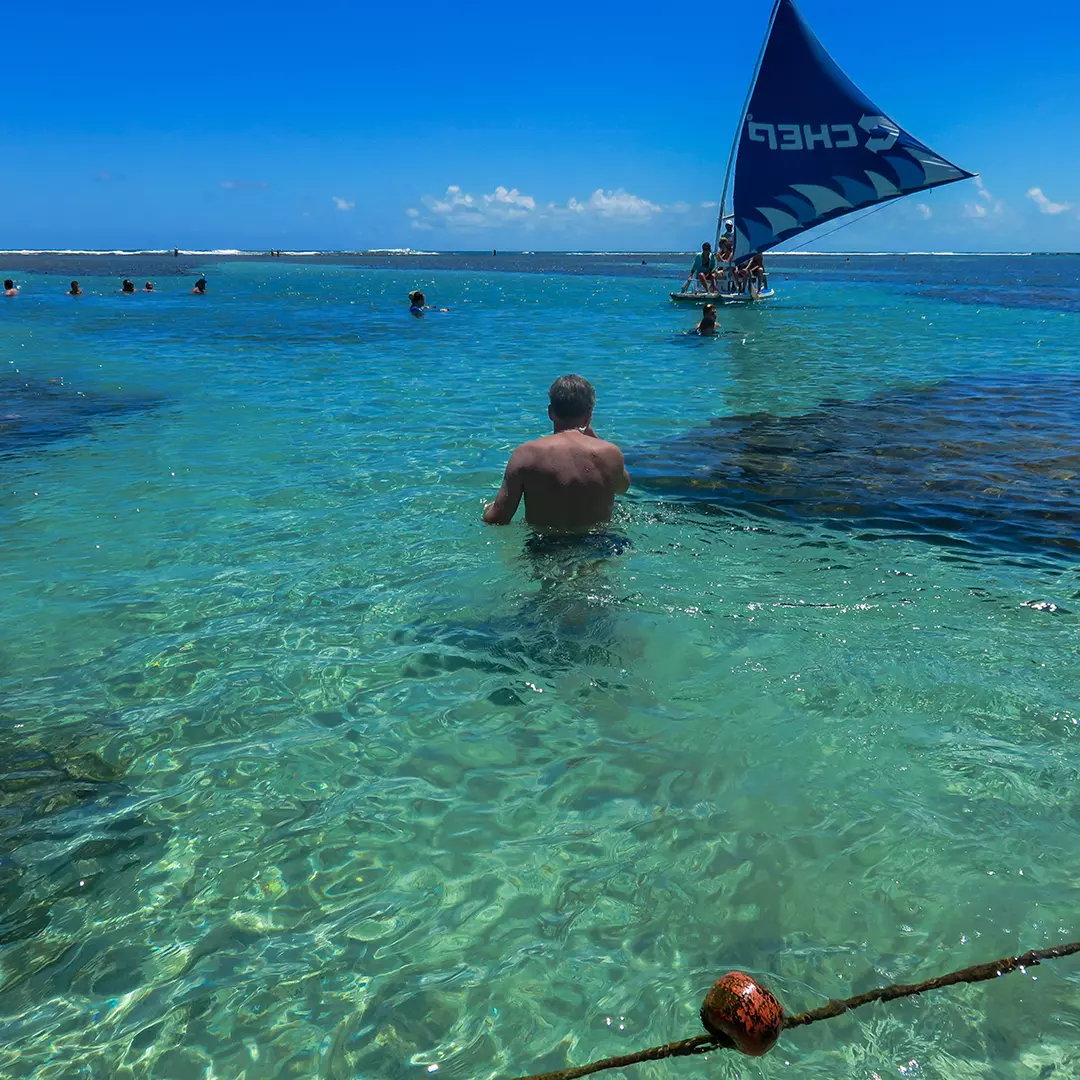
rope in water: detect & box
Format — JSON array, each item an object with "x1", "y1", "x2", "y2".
[{"x1": 511, "y1": 939, "x2": 1080, "y2": 1080}]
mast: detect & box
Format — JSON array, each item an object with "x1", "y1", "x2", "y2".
[{"x1": 716, "y1": 0, "x2": 783, "y2": 251}]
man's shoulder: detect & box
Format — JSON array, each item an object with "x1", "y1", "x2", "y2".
[
  {"x1": 512, "y1": 434, "x2": 553, "y2": 452},
  {"x1": 511, "y1": 432, "x2": 623, "y2": 458},
  {"x1": 590, "y1": 436, "x2": 624, "y2": 459},
  {"x1": 507, "y1": 437, "x2": 547, "y2": 465}
]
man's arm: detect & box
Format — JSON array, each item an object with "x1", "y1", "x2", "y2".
[
  {"x1": 613, "y1": 448, "x2": 631, "y2": 495},
  {"x1": 483, "y1": 449, "x2": 526, "y2": 525}
]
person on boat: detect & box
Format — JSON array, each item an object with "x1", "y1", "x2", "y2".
[
  {"x1": 685, "y1": 242, "x2": 718, "y2": 293},
  {"x1": 191, "y1": 277, "x2": 207, "y2": 294},
  {"x1": 696, "y1": 304, "x2": 718, "y2": 335},
  {"x1": 68, "y1": 281, "x2": 82, "y2": 295},
  {"x1": 746, "y1": 252, "x2": 767, "y2": 294},
  {"x1": 717, "y1": 222, "x2": 735, "y2": 263},
  {"x1": 408, "y1": 290, "x2": 447, "y2": 316},
  {"x1": 3, "y1": 279, "x2": 18, "y2": 296},
  {"x1": 482, "y1": 374, "x2": 630, "y2": 530},
  {"x1": 729, "y1": 252, "x2": 765, "y2": 295}
]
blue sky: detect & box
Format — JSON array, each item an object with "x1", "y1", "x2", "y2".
[{"x1": 2, "y1": 0, "x2": 1078, "y2": 252}]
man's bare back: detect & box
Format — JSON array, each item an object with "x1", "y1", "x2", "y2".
[{"x1": 483, "y1": 375, "x2": 630, "y2": 531}]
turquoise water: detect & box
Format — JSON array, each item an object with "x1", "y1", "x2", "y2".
[{"x1": 2, "y1": 256, "x2": 1079, "y2": 1079}]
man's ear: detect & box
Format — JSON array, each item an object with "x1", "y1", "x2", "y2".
[{"x1": 548, "y1": 404, "x2": 556, "y2": 422}]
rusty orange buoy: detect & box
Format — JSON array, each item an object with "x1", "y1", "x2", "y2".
[{"x1": 700, "y1": 971, "x2": 785, "y2": 1057}]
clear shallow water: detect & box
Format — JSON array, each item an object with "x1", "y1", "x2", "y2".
[{"x1": 1, "y1": 255, "x2": 1079, "y2": 1080}]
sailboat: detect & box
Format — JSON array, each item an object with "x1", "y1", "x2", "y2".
[{"x1": 671, "y1": 0, "x2": 974, "y2": 304}]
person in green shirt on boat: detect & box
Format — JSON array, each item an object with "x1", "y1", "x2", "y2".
[{"x1": 684, "y1": 242, "x2": 718, "y2": 293}]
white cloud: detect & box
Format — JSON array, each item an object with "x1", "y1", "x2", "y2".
[
  {"x1": 566, "y1": 189, "x2": 662, "y2": 219},
  {"x1": 420, "y1": 184, "x2": 535, "y2": 227},
  {"x1": 483, "y1": 185, "x2": 536, "y2": 212},
  {"x1": 332, "y1": 196, "x2": 355, "y2": 211},
  {"x1": 1027, "y1": 187, "x2": 1072, "y2": 215},
  {"x1": 964, "y1": 177, "x2": 1003, "y2": 220},
  {"x1": 408, "y1": 183, "x2": 708, "y2": 232},
  {"x1": 915, "y1": 203, "x2": 932, "y2": 220}
]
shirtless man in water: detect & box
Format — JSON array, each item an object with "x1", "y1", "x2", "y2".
[{"x1": 483, "y1": 375, "x2": 630, "y2": 530}]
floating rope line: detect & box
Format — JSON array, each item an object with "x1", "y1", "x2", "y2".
[{"x1": 512, "y1": 939, "x2": 1080, "y2": 1080}]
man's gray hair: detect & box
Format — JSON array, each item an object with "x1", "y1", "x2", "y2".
[{"x1": 549, "y1": 374, "x2": 595, "y2": 420}]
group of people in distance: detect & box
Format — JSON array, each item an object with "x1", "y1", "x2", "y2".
[
  {"x1": 685, "y1": 221, "x2": 768, "y2": 297},
  {"x1": 2, "y1": 277, "x2": 208, "y2": 296},
  {"x1": 7, "y1": 273, "x2": 625, "y2": 539},
  {"x1": 8, "y1": 280, "x2": 440, "y2": 307}
]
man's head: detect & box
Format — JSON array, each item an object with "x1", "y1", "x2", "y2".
[
  {"x1": 3, "y1": 280, "x2": 13, "y2": 290},
  {"x1": 724, "y1": 221, "x2": 733, "y2": 235},
  {"x1": 409, "y1": 290, "x2": 425, "y2": 307},
  {"x1": 548, "y1": 374, "x2": 595, "y2": 427},
  {"x1": 701, "y1": 242, "x2": 711, "y2": 253}
]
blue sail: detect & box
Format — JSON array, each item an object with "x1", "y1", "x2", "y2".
[{"x1": 730, "y1": 0, "x2": 974, "y2": 262}]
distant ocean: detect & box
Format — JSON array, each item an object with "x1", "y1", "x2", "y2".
[{"x1": 2, "y1": 252, "x2": 1079, "y2": 1080}]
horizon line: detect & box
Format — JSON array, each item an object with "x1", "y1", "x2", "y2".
[{"x1": 1, "y1": 248, "x2": 1074, "y2": 258}]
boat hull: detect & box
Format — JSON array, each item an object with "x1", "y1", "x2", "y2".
[{"x1": 669, "y1": 289, "x2": 775, "y2": 304}]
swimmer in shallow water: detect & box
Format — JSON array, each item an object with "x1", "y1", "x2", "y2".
[
  {"x1": 4, "y1": 279, "x2": 19, "y2": 296},
  {"x1": 191, "y1": 277, "x2": 207, "y2": 294},
  {"x1": 121, "y1": 279, "x2": 136, "y2": 293},
  {"x1": 408, "y1": 289, "x2": 448, "y2": 316},
  {"x1": 696, "y1": 303, "x2": 718, "y2": 335},
  {"x1": 483, "y1": 374, "x2": 630, "y2": 531},
  {"x1": 144, "y1": 281, "x2": 154, "y2": 292},
  {"x1": 68, "y1": 280, "x2": 82, "y2": 295}
]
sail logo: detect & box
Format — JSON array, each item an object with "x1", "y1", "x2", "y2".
[{"x1": 747, "y1": 116, "x2": 900, "y2": 153}]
